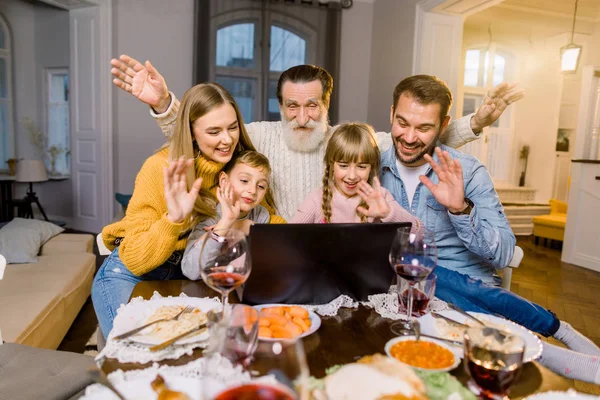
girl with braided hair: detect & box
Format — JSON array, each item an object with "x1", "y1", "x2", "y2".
[{"x1": 291, "y1": 122, "x2": 419, "y2": 229}]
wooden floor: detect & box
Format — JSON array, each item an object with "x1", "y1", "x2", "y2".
[
  {"x1": 58, "y1": 236, "x2": 600, "y2": 392},
  {"x1": 511, "y1": 237, "x2": 600, "y2": 394}
]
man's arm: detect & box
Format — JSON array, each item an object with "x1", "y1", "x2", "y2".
[{"x1": 447, "y1": 162, "x2": 516, "y2": 269}]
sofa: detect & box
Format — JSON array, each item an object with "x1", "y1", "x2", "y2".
[{"x1": 0, "y1": 233, "x2": 95, "y2": 349}]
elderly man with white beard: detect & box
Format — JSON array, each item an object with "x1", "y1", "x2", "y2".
[{"x1": 111, "y1": 55, "x2": 523, "y2": 220}]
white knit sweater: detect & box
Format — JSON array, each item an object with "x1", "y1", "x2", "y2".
[{"x1": 151, "y1": 92, "x2": 479, "y2": 220}]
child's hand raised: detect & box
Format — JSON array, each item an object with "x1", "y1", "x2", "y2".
[
  {"x1": 163, "y1": 157, "x2": 202, "y2": 224},
  {"x1": 356, "y1": 177, "x2": 391, "y2": 219},
  {"x1": 217, "y1": 181, "x2": 241, "y2": 223}
]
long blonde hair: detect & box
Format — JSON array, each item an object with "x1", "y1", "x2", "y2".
[
  {"x1": 322, "y1": 122, "x2": 380, "y2": 223},
  {"x1": 168, "y1": 83, "x2": 275, "y2": 222}
]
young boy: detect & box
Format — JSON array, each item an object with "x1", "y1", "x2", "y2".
[{"x1": 182, "y1": 150, "x2": 274, "y2": 280}]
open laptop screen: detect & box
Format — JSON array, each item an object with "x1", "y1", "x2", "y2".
[{"x1": 242, "y1": 223, "x2": 411, "y2": 305}]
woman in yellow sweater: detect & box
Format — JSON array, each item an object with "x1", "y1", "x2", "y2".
[{"x1": 92, "y1": 83, "x2": 283, "y2": 339}]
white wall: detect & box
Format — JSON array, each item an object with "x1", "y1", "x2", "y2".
[
  {"x1": 463, "y1": 7, "x2": 599, "y2": 203},
  {"x1": 367, "y1": 0, "x2": 420, "y2": 132},
  {"x1": 112, "y1": 0, "x2": 195, "y2": 201},
  {"x1": 338, "y1": 1, "x2": 374, "y2": 123}
]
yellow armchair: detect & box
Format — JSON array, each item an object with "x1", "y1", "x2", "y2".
[{"x1": 532, "y1": 199, "x2": 567, "y2": 244}]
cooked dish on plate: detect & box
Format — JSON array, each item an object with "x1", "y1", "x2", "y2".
[
  {"x1": 145, "y1": 305, "x2": 207, "y2": 340},
  {"x1": 435, "y1": 317, "x2": 508, "y2": 342},
  {"x1": 389, "y1": 340, "x2": 455, "y2": 370},
  {"x1": 324, "y1": 354, "x2": 427, "y2": 400},
  {"x1": 257, "y1": 306, "x2": 312, "y2": 339}
]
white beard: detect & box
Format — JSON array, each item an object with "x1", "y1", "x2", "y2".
[{"x1": 280, "y1": 109, "x2": 330, "y2": 153}]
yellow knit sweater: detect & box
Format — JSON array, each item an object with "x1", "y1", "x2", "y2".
[{"x1": 103, "y1": 147, "x2": 285, "y2": 276}]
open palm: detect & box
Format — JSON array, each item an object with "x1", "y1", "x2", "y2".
[
  {"x1": 420, "y1": 148, "x2": 466, "y2": 213},
  {"x1": 110, "y1": 54, "x2": 169, "y2": 109},
  {"x1": 163, "y1": 157, "x2": 202, "y2": 224},
  {"x1": 356, "y1": 177, "x2": 391, "y2": 219}
]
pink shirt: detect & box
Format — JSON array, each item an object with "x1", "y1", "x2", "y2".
[{"x1": 290, "y1": 186, "x2": 421, "y2": 231}]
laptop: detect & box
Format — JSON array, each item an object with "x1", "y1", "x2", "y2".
[{"x1": 241, "y1": 223, "x2": 411, "y2": 305}]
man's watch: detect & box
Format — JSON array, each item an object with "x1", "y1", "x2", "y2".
[{"x1": 449, "y1": 198, "x2": 474, "y2": 216}]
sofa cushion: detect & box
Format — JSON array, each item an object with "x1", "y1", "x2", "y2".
[
  {"x1": 0, "y1": 253, "x2": 96, "y2": 347},
  {"x1": 0, "y1": 218, "x2": 64, "y2": 264},
  {"x1": 40, "y1": 233, "x2": 94, "y2": 255},
  {"x1": 0, "y1": 343, "x2": 94, "y2": 400}
]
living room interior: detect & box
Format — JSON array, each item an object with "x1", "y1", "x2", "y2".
[{"x1": 0, "y1": 0, "x2": 599, "y2": 397}]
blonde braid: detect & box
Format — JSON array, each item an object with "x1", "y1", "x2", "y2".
[
  {"x1": 356, "y1": 199, "x2": 368, "y2": 223},
  {"x1": 322, "y1": 163, "x2": 334, "y2": 223}
]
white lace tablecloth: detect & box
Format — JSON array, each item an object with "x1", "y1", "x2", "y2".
[
  {"x1": 83, "y1": 354, "x2": 253, "y2": 400},
  {"x1": 96, "y1": 292, "x2": 219, "y2": 364}
]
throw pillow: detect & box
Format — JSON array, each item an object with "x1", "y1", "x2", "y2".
[{"x1": 0, "y1": 218, "x2": 64, "y2": 264}]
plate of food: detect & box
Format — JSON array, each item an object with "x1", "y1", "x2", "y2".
[
  {"x1": 110, "y1": 296, "x2": 221, "y2": 346},
  {"x1": 384, "y1": 336, "x2": 461, "y2": 372},
  {"x1": 253, "y1": 304, "x2": 321, "y2": 340},
  {"x1": 418, "y1": 310, "x2": 543, "y2": 362},
  {"x1": 82, "y1": 374, "x2": 200, "y2": 400}
]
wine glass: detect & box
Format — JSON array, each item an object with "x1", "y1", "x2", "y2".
[
  {"x1": 206, "y1": 304, "x2": 259, "y2": 368},
  {"x1": 389, "y1": 227, "x2": 437, "y2": 335},
  {"x1": 397, "y1": 272, "x2": 437, "y2": 317},
  {"x1": 198, "y1": 228, "x2": 251, "y2": 317},
  {"x1": 464, "y1": 326, "x2": 525, "y2": 399},
  {"x1": 215, "y1": 339, "x2": 310, "y2": 400}
]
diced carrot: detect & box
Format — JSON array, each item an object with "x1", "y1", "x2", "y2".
[
  {"x1": 286, "y1": 321, "x2": 303, "y2": 337},
  {"x1": 259, "y1": 317, "x2": 270, "y2": 327},
  {"x1": 288, "y1": 306, "x2": 309, "y2": 319},
  {"x1": 261, "y1": 314, "x2": 288, "y2": 326},
  {"x1": 303, "y1": 318, "x2": 312, "y2": 328},
  {"x1": 258, "y1": 327, "x2": 272, "y2": 338},
  {"x1": 271, "y1": 326, "x2": 294, "y2": 339},
  {"x1": 292, "y1": 317, "x2": 309, "y2": 333},
  {"x1": 261, "y1": 307, "x2": 284, "y2": 316}
]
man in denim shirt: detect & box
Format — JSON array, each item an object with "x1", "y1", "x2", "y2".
[{"x1": 380, "y1": 75, "x2": 560, "y2": 336}]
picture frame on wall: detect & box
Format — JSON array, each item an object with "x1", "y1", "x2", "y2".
[{"x1": 556, "y1": 128, "x2": 572, "y2": 152}]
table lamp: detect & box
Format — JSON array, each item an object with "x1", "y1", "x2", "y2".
[{"x1": 15, "y1": 160, "x2": 49, "y2": 221}]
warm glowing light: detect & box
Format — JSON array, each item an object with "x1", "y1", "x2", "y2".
[{"x1": 560, "y1": 44, "x2": 582, "y2": 73}]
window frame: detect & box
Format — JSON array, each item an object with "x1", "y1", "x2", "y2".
[
  {"x1": 210, "y1": 9, "x2": 316, "y2": 122},
  {"x1": 43, "y1": 67, "x2": 70, "y2": 177},
  {"x1": 0, "y1": 13, "x2": 15, "y2": 173}
]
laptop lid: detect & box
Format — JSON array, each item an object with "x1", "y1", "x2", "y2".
[{"x1": 242, "y1": 223, "x2": 411, "y2": 305}]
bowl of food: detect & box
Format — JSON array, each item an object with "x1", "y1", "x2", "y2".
[
  {"x1": 384, "y1": 336, "x2": 461, "y2": 372},
  {"x1": 253, "y1": 304, "x2": 321, "y2": 340}
]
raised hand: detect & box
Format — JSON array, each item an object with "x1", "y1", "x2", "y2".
[
  {"x1": 163, "y1": 157, "x2": 202, "y2": 223},
  {"x1": 420, "y1": 148, "x2": 466, "y2": 213},
  {"x1": 110, "y1": 54, "x2": 171, "y2": 112},
  {"x1": 216, "y1": 181, "x2": 241, "y2": 224},
  {"x1": 356, "y1": 177, "x2": 391, "y2": 219},
  {"x1": 471, "y1": 82, "x2": 525, "y2": 132}
]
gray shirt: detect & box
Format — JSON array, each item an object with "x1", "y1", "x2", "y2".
[{"x1": 181, "y1": 204, "x2": 270, "y2": 280}]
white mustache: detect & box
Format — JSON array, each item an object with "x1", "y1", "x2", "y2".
[{"x1": 288, "y1": 118, "x2": 318, "y2": 129}]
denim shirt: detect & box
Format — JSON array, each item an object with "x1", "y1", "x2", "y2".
[{"x1": 379, "y1": 143, "x2": 515, "y2": 285}]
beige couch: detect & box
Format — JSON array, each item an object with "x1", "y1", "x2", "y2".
[{"x1": 0, "y1": 233, "x2": 95, "y2": 349}]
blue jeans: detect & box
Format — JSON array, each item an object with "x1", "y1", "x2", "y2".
[
  {"x1": 434, "y1": 266, "x2": 559, "y2": 337},
  {"x1": 91, "y1": 248, "x2": 187, "y2": 339}
]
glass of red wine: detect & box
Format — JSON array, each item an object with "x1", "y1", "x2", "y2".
[
  {"x1": 198, "y1": 228, "x2": 251, "y2": 317},
  {"x1": 389, "y1": 227, "x2": 437, "y2": 336},
  {"x1": 464, "y1": 326, "x2": 525, "y2": 400},
  {"x1": 215, "y1": 339, "x2": 310, "y2": 400},
  {"x1": 207, "y1": 304, "x2": 259, "y2": 368},
  {"x1": 397, "y1": 272, "x2": 437, "y2": 317}
]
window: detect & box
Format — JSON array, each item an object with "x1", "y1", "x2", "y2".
[
  {"x1": 45, "y1": 68, "x2": 69, "y2": 176},
  {"x1": 0, "y1": 15, "x2": 14, "y2": 171},
  {"x1": 461, "y1": 44, "x2": 515, "y2": 184},
  {"x1": 213, "y1": 11, "x2": 315, "y2": 122}
]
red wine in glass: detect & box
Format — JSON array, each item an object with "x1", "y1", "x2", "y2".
[
  {"x1": 394, "y1": 263, "x2": 431, "y2": 282},
  {"x1": 400, "y1": 288, "x2": 430, "y2": 315},
  {"x1": 205, "y1": 271, "x2": 246, "y2": 291},
  {"x1": 214, "y1": 383, "x2": 296, "y2": 400},
  {"x1": 467, "y1": 356, "x2": 522, "y2": 397}
]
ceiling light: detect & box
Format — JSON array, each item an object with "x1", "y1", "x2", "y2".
[{"x1": 561, "y1": 0, "x2": 582, "y2": 74}]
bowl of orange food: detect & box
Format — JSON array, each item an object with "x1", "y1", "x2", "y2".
[
  {"x1": 253, "y1": 304, "x2": 321, "y2": 340},
  {"x1": 384, "y1": 336, "x2": 461, "y2": 372}
]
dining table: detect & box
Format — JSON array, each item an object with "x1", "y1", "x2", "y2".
[{"x1": 101, "y1": 279, "x2": 574, "y2": 400}]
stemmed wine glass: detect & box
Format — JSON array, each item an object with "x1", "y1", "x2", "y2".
[
  {"x1": 198, "y1": 228, "x2": 251, "y2": 317},
  {"x1": 464, "y1": 326, "x2": 525, "y2": 399},
  {"x1": 389, "y1": 226, "x2": 437, "y2": 336}
]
